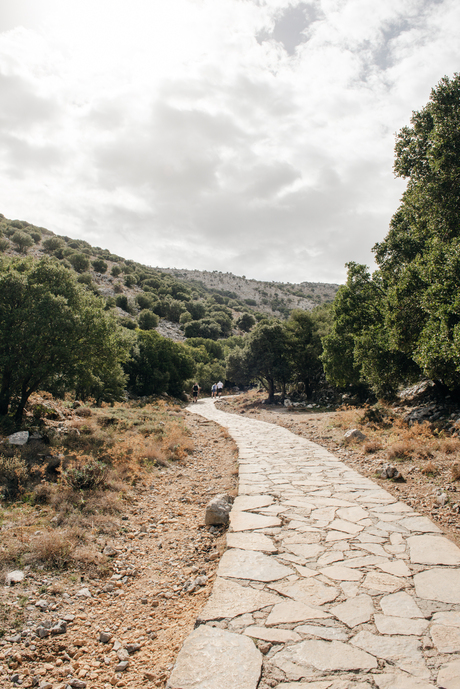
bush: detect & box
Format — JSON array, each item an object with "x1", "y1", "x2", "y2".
[
  {"x1": 42, "y1": 237, "x2": 64, "y2": 252},
  {"x1": 30, "y1": 231, "x2": 42, "y2": 244},
  {"x1": 0, "y1": 238, "x2": 10, "y2": 252},
  {"x1": 68, "y1": 253, "x2": 90, "y2": 273},
  {"x1": 0, "y1": 454, "x2": 28, "y2": 498},
  {"x1": 138, "y1": 310, "x2": 159, "y2": 330},
  {"x1": 64, "y1": 459, "x2": 107, "y2": 490},
  {"x1": 120, "y1": 317, "x2": 137, "y2": 329},
  {"x1": 116, "y1": 294, "x2": 130, "y2": 312},
  {"x1": 124, "y1": 274, "x2": 137, "y2": 287},
  {"x1": 136, "y1": 293, "x2": 154, "y2": 310},
  {"x1": 11, "y1": 231, "x2": 34, "y2": 253},
  {"x1": 77, "y1": 273, "x2": 93, "y2": 286},
  {"x1": 92, "y1": 258, "x2": 108, "y2": 273},
  {"x1": 111, "y1": 265, "x2": 122, "y2": 277}
]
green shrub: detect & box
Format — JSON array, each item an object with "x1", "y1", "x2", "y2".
[
  {"x1": 0, "y1": 238, "x2": 10, "y2": 252},
  {"x1": 136, "y1": 293, "x2": 154, "y2": 310},
  {"x1": 11, "y1": 231, "x2": 34, "y2": 253},
  {"x1": 64, "y1": 459, "x2": 107, "y2": 490},
  {"x1": 92, "y1": 258, "x2": 108, "y2": 273},
  {"x1": 42, "y1": 237, "x2": 65, "y2": 252},
  {"x1": 116, "y1": 294, "x2": 129, "y2": 312},
  {"x1": 68, "y1": 253, "x2": 91, "y2": 273},
  {"x1": 111, "y1": 265, "x2": 122, "y2": 277},
  {"x1": 138, "y1": 310, "x2": 159, "y2": 330},
  {"x1": 77, "y1": 273, "x2": 93, "y2": 286}
]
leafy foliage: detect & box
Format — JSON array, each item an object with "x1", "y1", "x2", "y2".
[
  {"x1": 323, "y1": 73, "x2": 460, "y2": 397},
  {"x1": 126, "y1": 330, "x2": 195, "y2": 397},
  {"x1": 0, "y1": 256, "x2": 130, "y2": 419}
]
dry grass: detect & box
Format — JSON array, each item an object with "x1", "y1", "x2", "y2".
[
  {"x1": 28, "y1": 530, "x2": 74, "y2": 569},
  {"x1": 363, "y1": 440, "x2": 383, "y2": 454},
  {"x1": 0, "y1": 396, "x2": 197, "y2": 578},
  {"x1": 386, "y1": 440, "x2": 433, "y2": 462},
  {"x1": 162, "y1": 423, "x2": 195, "y2": 461},
  {"x1": 421, "y1": 460, "x2": 439, "y2": 476},
  {"x1": 451, "y1": 462, "x2": 460, "y2": 481}
]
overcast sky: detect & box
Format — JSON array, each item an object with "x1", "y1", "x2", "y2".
[{"x1": 0, "y1": 0, "x2": 459, "y2": 283}]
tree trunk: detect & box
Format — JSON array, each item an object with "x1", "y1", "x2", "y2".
[
  {"x1": 0, "y1": 371, "x2": 11, "y2": 416},
  {"x1": 267, "y1": 377, "x2": 275, "y2": 403}
]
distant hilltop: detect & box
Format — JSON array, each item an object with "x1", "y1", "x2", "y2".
[
  {"x1": 157, "y1": 267, "x2": 339, "y2": 317},
  {"x1": 0, "y1": 212, "x2": 339, "y2": 336}
]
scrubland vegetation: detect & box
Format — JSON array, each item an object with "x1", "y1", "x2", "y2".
[{"x1": 0, "y1": 396, "x2": 195, "y2": 579}]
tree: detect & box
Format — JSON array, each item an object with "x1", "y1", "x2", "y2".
[
  {"x1": 184, "y1": 318, "x2": 221, "y2": 340},
  {"x1": 236, "y1": 313, "x2": 256, "y2": 332},
  {"x1": 323, "y1": 74, "x2": 460, "y2": 397},
  {"x1": 285, "y1": 309, "x2": 325, "y2": 397},
  {"x1": 138, "y1": 310, "x2": 159, "y2": 330},
  {"x1": 0, "y1": 257, "x2": 130, "y2": 420},
  {"x1": 68, "y1": 252, "x2": 90, "y2": 273},
  {"x1": 126, "y1": 331, "x2": 195, "y2": 397},
  {"x1": 226, "y1": 322, "x2": 291, "y2": 401},
  {"x1": 42, "y1": 236, "x2": 65, "y2": 253},
  {"x1": 12, "y1": 231, "x2": 34, "y2": 253},
  {"x1": 92, "y1": 258, "x2": 108, "y2": 273}
]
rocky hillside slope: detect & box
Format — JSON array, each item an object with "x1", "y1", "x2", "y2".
[{"x1": 159, "y1": 267, "x2": 338, "y2": 316}]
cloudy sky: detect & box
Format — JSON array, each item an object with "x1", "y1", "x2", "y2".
[{"x1": 0, "y1": 0, "x2": 459, "y2": 283}]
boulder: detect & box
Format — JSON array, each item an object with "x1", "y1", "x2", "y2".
[
  {"x1": 7, "y1": 431, "x2": 29, "y2": 446},
  {"x1": 344, "y1": 429, "x2": 367, "y2": 443},
  {"x1": 205, "y1": 494, "x2": 234, "y2": 526},
  {"x1": 380, "y1": 464, "x2": 404, "y2": 481},
  {"x1": 6, "y1": 570, "x2": 24, "y2": 586}
]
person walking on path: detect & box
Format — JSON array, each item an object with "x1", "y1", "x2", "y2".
[
  {"x1": 211, "y1": 383, "x2": 217, "y2": 398},
  {"x1": 216, "y1": 381, "x2": 224, "y2": 397},
  {"x1": 192, "y1": 382, "x2": 200, "y2": 403}
]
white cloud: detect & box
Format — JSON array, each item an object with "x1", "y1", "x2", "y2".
[{"x1": 0, "y1": 0, "x2": 459, "y2": 283}]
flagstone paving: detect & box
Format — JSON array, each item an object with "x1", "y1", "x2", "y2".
[{"x1": 167, "y1": 399, "x2": 460, "y2": 689}]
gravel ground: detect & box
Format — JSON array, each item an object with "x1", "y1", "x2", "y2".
[{"x1": 0, "y1": 411, "x2": 238, "y2": 689}]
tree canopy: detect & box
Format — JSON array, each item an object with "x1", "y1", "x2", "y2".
[
  {"x1": 0, "y1": 256, "x2": 131, "y2": 419},
  {"x1": 322, "y1": 73, "x2": 460, "y2": 397}
]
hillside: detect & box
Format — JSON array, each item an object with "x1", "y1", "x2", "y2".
[
  {"x1": 158, "y1": 267, "x2": 338, "y2": 316},
  {"x1": 0, "y1": 214, "x2": 339, "y2": 339}
]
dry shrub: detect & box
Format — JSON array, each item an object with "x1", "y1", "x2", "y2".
[
  {"x1": 0, "y1": 454, "x2": 28, "y2": 498},
  {"x1": 451, "y1": 463, "x2": 460, "y2": 481},
  {"x1": 75, "y1": 407, "x2": 92, "y2": 417},
  {"x1": 28, "y1": 530, "x2": 74, "y2": 569},
  {"x1": 387, "y1": 439, "x2": 433, "y2": 462},
  {"x1": 141, "y1": 443, "x2": 167, "y2": 467},
  {"x1": 72, "y1": 545, "x2": 108, "y2": 571},
  {"x1": 331, "y1": 406, "x2": 361, "y2": 429},
  {"x1": 83, "y1": 490, "x2": 122, "y2": 515},
  {"x1": 363, "y1": 440, "x2": 383, "y2": 454},
  {"x1": 442, "y1": 438, "x2": 460, "y2": 455},
  {"x1": 33, "y1": 481, "x2": 56, "y2": 504},
  {"x1": 162, "y1": 423, "x2": 194, "y2": 460},
  {"x1": 387, "y1": 441, "x2": 417, "y2": 461},
  {"x1": 421, "y1": 461, "x2": 439, "y2": 476},
  {"x1": 401, "y1": 420, "x2": 435, "y2": 441}
]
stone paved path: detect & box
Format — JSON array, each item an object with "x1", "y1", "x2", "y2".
[{"x1": 167, "y1": 399, "x2": 460, "y2": 689}]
